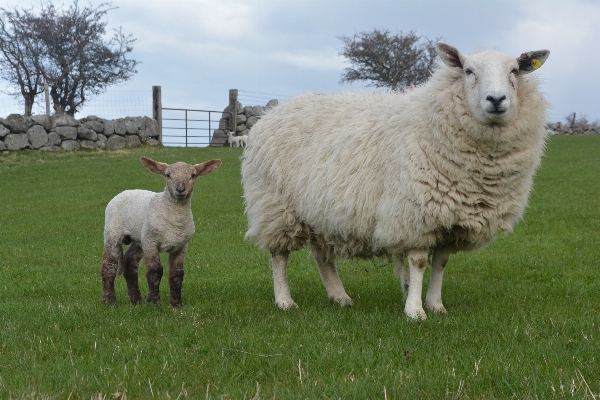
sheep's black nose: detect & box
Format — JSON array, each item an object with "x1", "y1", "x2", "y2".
[
  {"x1": 486, "y1": 95, "x2": 506, "y2": 112},
  {"x1": 176, "y1": 187, "x2": 185, "y2": 194}
]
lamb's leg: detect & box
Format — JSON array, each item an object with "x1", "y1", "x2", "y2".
[
  {"x1": 272, "y1": 250, "x2": 297, "y2": 309},
  {"x1": 425, "y1": 246, "x2": 451, "y2": 313},
  {"x1": 311, "y1": 242, "x2": 353, "y2": 307},
  {"x1": 168, "y1": 245, "x2": 187, "y2": 308},
  {"x1": 393, "y1": 253, "x2": 409, "y2": 300},
  {"x1": 101, "y1": 242, "x2": 121, "y2": 305},
  {"x1": 144, "y1": 248, "x2": 163, "y2": 305},
  {"x1": 403, "y1": 249, "x2": 429, "y2": 320},
  {"x1": 123, "y1": 243, "x2": 143, "y2": 304}
]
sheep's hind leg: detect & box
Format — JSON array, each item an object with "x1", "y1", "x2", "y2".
[
  {"x1": 101, "y1": 243, "x2": 121, "y2": 305},
  {"x1": 311, "y1": 242, "x2": 353, "y2": 307},
  {"x1": 168, "y1": 245, "x2": 187, "y2": 308},
  {"x1": 144, "y1": 249, "x2": 163, "y2": 305},
  {"x1": 272, "y1": 251, "x2": 298, "y2": 309},
  {"x1": 425, "y1": 246, "x2": 451, "y2": 313},
  {"x1": 403, "y1": 249, "x2": 429, "y2": 320},
  {"x1": 123, "y1": 243, "x2": 143, "y2": 304},
  {"x1": 393, "y1": 253, "x2": 409, "y2": 300}
]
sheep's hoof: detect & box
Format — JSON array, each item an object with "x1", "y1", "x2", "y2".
[
  {"x1": 331, "y1": 296, "x2": 354, "y2": 308},
  {"x1": 103, "y1": 295, "x2": 116, "y2": 305},
  {"x1": 146, "y1": 296, "x2": 160, "y2": 305},
  {"x1": 404, "y1": 307, "x2": 427, "y2": 321},
  {"x1": 425, "y1": 302, "x2": 447, "y2": 314},
  {"x1": 276, "y1": 299, "x2": 298, "y2": 310}
]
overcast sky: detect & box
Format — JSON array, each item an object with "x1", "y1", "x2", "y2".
[{"x1": 2, "y1": 0, "x2": 599, "y2": 123}]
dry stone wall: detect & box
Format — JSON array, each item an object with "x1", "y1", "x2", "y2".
[
  {"x1": 0, "y1": 113, "x2": 160, "y2": 152},
  {"x1": 210, "y1": 99, "x2": 278, "y2": 146},
  {"x1": 546, "y1": 122, "x2": 600, "y2": 136}
]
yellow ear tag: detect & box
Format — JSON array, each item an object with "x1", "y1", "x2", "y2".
[{"x1": 531, "y1": 58, "x2": 542, "y2": 70}]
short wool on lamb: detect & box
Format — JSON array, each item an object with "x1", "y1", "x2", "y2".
[{"x1": 241, "y1": 42, "x2": 550, "y2": 319}]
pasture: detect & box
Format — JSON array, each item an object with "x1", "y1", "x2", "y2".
[{"x1": 0, "y1": 135, "x2": 598, "y2": 398}]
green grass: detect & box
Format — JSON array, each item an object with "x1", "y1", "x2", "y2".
[{"x1": 0, "y1": 136, "x2": 599, "y2": 398}]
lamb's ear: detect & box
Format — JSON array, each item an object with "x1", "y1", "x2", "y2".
[
  {"x1": 194, "y1": 159, "x2": 222, "y2": 176},
  {"x1": 436, "y1": 42, "x2": 466, "y2": 69},
  {"x1": 141, "y1": 156, "x2": 169, "y2": 175},
  {"x1": 517, "y1": 50, "x2": 550, "y2": 74}
]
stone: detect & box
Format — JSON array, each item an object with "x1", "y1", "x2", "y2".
[
  {"x1": 266, "y1": 99, "x2": 279, "y2": 109},
  {"x1": 252, "y1": 106, "x2": 265, "y2": 117},
  {"x1": 106, "y1": 134, "x2": 126, "y2": 149},
  {"x1": 147, "y1": 139, "x2": 160, "y2": 146},
  {"x1": 0, "y1": 125, "x2": 10, "y2": 139},
  {"x1": 55, "y1": 126, "x2": 78, "y2": 140},
  {"x1": 114, "y1": 119, "x2": 126, "y2": 135},
  {"x1": 143, "y1": 117, "x2": 158, "y2": 136},
  {"x1": 236, "y1": 114, "x2": 247, "y2": 124},
  {"x1": 47, "y1": 131, "x2": 61, "y2": 146},
  {"x1": 79, "y1": 140, "x2": 98, "y2": 150},
  {"x1": 124, "y1": 117, "x2": 141, "y2": 134},
  {"x1": 246, "y1": 116, "x2": 258, "y2": 129},
  {"x1": 243, "y1": 106, "x2": 254, "y2": 117},
  {"x1": 97, "y1": 134, "x2": 107, "y2": 144},
  {"x1": 138, "y1": 128, "x2": 153, "y2": 141},
  {"x1": 126, "y1": 134, "x2": 141, "y2": 147},
  {"x1": 83, "y1": 120, "x2": 104, "y2": 133},
  {"x1": 27, "y1": 125, "x2": 49, "y2": 149},
  {"x1": 30, "y1": 115, "x2": 53, "y2": 130},
  {"x1": 104, "y1": 120, "x2": 116, "y2": 135},
  {"x1": 4, "y1": 133, "x2": 29, "y2": 150},
  {"x1": 0, "y1": 140, "x2": 6, "y2": 151},
  {"x1": 236, "y1": 124, "x2": 247, "y2": 132},
  {"x1": 39, "y1": 145, "x2": 61, "y2": 152},
  {"x1": 61, "y1": 140, "x2": 79, "y2": 151},
  {"x1": 78, "y1": 126, "x2": 98, "y2": 141},
  {"x1": 52, "y1": 114, "x2": 79, "y2": 128},
  {"x1": 3, "y1": 114, "x2": 29, "y2": 133}
]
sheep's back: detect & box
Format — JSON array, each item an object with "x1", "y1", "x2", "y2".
[{"x1": 104, "y1": 190, "x2": 156, "y2": 243}]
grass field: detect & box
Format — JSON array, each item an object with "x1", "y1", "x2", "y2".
[{"x1": 0, "y1": 136, "x2": 598, "y2": 399}]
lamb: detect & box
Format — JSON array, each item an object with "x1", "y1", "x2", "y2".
[
  {"x1": 101, "y1": 156, "x2": 222, "y2": 307},
  {"x1": 241, "y1": 42, "x2": 550, "y2": 319},
  {"x1": 239, "y1": 134, "x2": 249, "y2": 147},
  {"x1": 227, "y1": 131, "x2": 245, "y2": 147}
]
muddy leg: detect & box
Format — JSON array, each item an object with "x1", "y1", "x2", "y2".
[
  {"x1": 168, "y1": 245, "x2": 187, "y2": 308},
  {"x1": 311, "y1": 242, "x2": 353, "y2": 307},
  {"x1": 101, "y1": 244, "x2": 121, "y2": 305},
  {"x1": 123, "y1": 243, "x2": 143, "y2": 304},
  {"x1": 403, "y1": 249, "x2": 429, "y2": 320},
  {"x1": 425, "y1": 246, "x2": 451, "y2": 313},
  {"x1": 272, "y1": 250, "x2": 297, "y2": 309},
  {"x1": 144, "y1": 248, "x2": 163, "y2": 305},
  {"x1": 393, "y1": 253, "x2": 409, "y2": 300}
]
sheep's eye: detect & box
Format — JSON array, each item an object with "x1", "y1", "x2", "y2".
[
  {"x1": 166, "y1": 173, "x2": 171, "y2": 179},
  {"x1": 464, "y1": 68, "x2": 473, "y2": 76},
  {"x1": 191, "y1": 173, "x2": 196, "y2": 179},
  {"x1": 511, "y1": 68, "x2": 519, "y2": 75}
]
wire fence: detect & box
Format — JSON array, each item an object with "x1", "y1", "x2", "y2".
[
  {"x1": 236, "y1": 89, "x2": 289, "y2": 107},
  {"x1": 0, "y1": 90, "x2": 152, "y2": 120}
]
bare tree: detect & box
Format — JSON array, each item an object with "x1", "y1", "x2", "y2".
[
  {"x1": 338, "y1": 29, "x2": 440, "y2": 90},
  {"x1": 0, "y1": 1, "x2": 138, "y2": 116},
  {"x1": 0, "y1": 7, "x2": 45, "y2": 116}
]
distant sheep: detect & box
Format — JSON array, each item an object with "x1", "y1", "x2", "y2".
[
  {"x1": 241, "y1": 42, "x2": 550, "y2": 319},
  {"x1": 101, "y1": 156, "x2": 222, "y2": 307},
  {"x1": 227, "y1": 131, "x2": 244, "y2": 147},
  {"x1": 239, "y1": 134, "x2": 248, "y2": 147}
]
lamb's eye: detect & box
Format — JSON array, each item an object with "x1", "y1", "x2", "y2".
[
  {"x1": 464, "y1": 68, "x2": 473, "y2": 75},
  {"x1": 166, "y1": 173, "x2": 171, "y2": 179},
  {"x1": 511, "y1": 68, "x2": 519, "y2": 75},
  {"x1": 191, "y1": 173, "x2": 196, "y2": 179}
]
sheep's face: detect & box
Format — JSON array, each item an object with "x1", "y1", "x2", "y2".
[
  {"x1": 436, "y1": 43, "x2": 549, "y2": 127},
  {"x1": 141, "y1": 157, "x2": 222, "y2": 202}
]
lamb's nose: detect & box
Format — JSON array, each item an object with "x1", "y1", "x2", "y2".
[
  {"x1": 486, "y1": 95, "x2": 506, "y2": 111},
  {"x1": 176, "y1": 187, "x2": 185, "y2": 194}
]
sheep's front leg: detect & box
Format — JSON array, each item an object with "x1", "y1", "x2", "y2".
[
  {"x1": 272, "y1": 250, "x2": 298, "y2": 309},
  {"x1": 123, "y1": 243, "x2": 143, "y2": 304},
  {"x1": 311, "y1": 242, "x2": 353, "y2": 307},
  {"x1": 144, "y1": 248, "x2": 163, "y2": 305},
  {"x1": 101, "y1": 244, "x2": 120, "y2": 305},
  {"x1": 425, "y1": 246, "x2": 452, "y2": 313},
  {"x1": 403, "y1": 249, "x2": 429, "y2": 320},
  {"x1": 168, "y1": 245, "x2": 187, "y2": 308},
  {"x1": 393, "y1": 253, "x2": 409, "y2": 300}
]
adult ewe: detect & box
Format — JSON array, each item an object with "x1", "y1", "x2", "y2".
[
  {"x1": 102, "y1": 156, "x2": 221, "y2": 307},
  {"x1": 241, "y1": 42, "x2": 549, "y2": 319}
]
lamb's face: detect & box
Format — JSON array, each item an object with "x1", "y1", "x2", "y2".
[
  {"x1": 436, "y1": 42, "x2": 549, "y2": 127},
  {"x1": 140, "y1": 157, "x2": 223, "y2": 202}
]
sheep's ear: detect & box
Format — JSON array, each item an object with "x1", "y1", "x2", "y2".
[
  {"x1": 517, "y1": 50, "x2": 550, "y2": 74},
  {"x1": 436, "y1": 42, "x2": 466, "y2": 70},
  {"x1": 141, "y1": 156, "x2": 169, "y2": 175},
  {"x1": 194, "y1": 159, "x2": 222, "y2": 176}
]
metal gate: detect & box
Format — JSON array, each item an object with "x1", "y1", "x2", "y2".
[{"x1": 161, "y1": 108, "x2": 232, "y2": 147}]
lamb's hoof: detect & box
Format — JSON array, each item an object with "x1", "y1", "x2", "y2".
[
  {"x1": 275, "y1": 299, "x2": 298, "y2": 310},
  {"x1": 146, "y1": 296, "x2": 160, "y2": 305},
  {"x1": 128, "y1": 295, "x2": 142, "y2": 305},
  {"x1": 170, "y1": 300, "x2": 182, "y2": 308},
  {"x1": 331, "y1": 296, "x2": 354, "y2": 308},
  {"x1": 404, "y1": 307, "x2": 427, "y2": 321},
  {"x1": 103, "y1": 295, "x2": 116, "y2": 305},
  {"x1": 425, "y1": 302, "x2": 447, "y2": 314}
]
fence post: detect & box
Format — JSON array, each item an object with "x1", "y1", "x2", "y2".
[
  {"x1": 228, "y1": 89, "x2": 238, "y2": 133},
  {"x1": 153, "y1": 86, "x2": 162, "y2": 143},
  {"x1": 44, "y1": 83, "x2": 50, "y2": 117}
]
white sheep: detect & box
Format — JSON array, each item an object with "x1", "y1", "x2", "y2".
[
  {"x1": 101, "y1": 156, "x2": 222, "y2": 307},
  {"x1": 241, "y1": 42, "x2": 550, "y2": 319},
  {"x1": 227, "y1": 131, "x2": 244, "y2": 147},
  {"x1": 239, "y1": 134, "x2": 248, "y2": 147}
]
